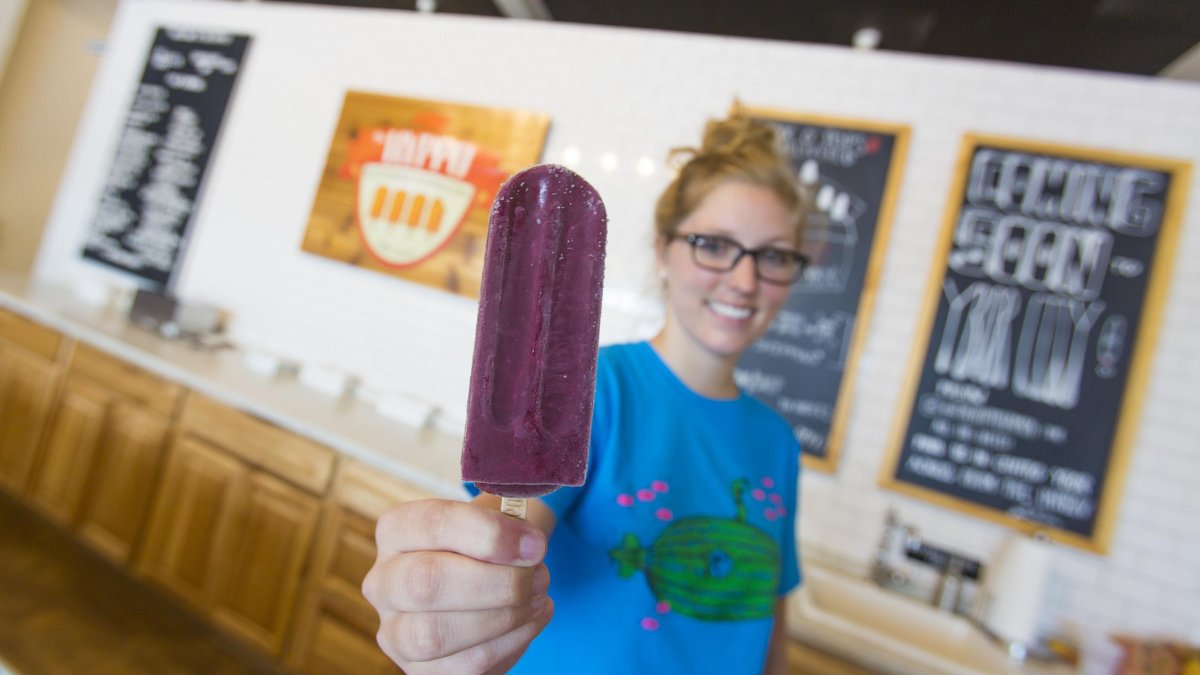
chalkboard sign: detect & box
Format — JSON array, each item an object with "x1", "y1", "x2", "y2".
[
  {"x1": 883, "y1": 135, "x2": 1191, "y2": 552},
  {"x1": 735, "y1": 109, "x2": 910, "y2": 472},
  {"x1": 83, "y1": 28, "x2": 251, "y2": 289}
]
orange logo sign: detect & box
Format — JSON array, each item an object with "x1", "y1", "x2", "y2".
[{"x1": 344, "y1": 128, "x2": 479, "y2": 267}]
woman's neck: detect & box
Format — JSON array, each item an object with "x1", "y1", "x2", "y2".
[{"x1": 650, "y1": 330, "x2": 741, "y2": 400}]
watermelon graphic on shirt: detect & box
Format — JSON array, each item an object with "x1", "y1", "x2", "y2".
[{"x1": 610, "y1": 479, "x2": 781, "y2": 622}]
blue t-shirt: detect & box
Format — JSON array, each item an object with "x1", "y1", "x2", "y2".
[{"x1": 476, "y1": 341, "x2": 802, "y2": 674}]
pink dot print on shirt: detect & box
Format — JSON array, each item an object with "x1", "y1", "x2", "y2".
[
  {"x1": 761, "y1": 477, "x2": 775, "y2": 489},
  {"x1": 651, "y1": 480, "x2": 669, "y2": 492},
  {"x1": 637, "y1": 489, "x2": 656, "y2": 502},
  {"x1": 616, "y1": 493, "x2": 635, "y2": 507},
  {"x1": 641, "y1": 617, "x2": 660, "y2": 631}
]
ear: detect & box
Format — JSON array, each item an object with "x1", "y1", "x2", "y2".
[{"x1": 654, "y1": 232, "x2": 671, "y2": 270}]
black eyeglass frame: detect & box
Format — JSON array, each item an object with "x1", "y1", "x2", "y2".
[{"x1": 667, "y1": 232, "x2": 810, "y2": 285}]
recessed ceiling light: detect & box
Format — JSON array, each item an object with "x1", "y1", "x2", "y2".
[{"x1": 852, "y1": 27, "x2": 882, "y2": 50}]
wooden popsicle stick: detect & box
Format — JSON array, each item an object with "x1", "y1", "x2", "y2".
[{"x1": 500, "y1": 496, "x2": 528, "y2": 520}]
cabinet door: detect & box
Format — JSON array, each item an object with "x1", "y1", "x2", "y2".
[
  {"x1": 78, "y1": 399, "x2": 171, "y2": 563},
  {"x1": 212, "y1": 469, "x2": 321, "y2": 656},
  {"x1": 303, "y1": 611, "x2": 400, "y2": 675},
  {"x1": 29, "y1": 378, "x2": 111, "y2": 525},
  {"x1": 289, "y1": 460, "x2": 430, "y2": 674},
  {"x1": 291, "y1": 507, "x2": 400, "y2": 675},
  {"x1": 139, "y1": 435, "x2": 244, "y2": 610},
  {"x1": 0, "y1": 346, "x2": 61, "y2": 493}
]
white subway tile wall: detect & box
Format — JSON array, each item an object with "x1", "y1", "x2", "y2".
[{"x1": 35, "y1": 0, "x2": 1200, "y2": 670}]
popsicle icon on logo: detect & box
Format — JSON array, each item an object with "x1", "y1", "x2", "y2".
[
  {"x1": 462, "y1": 164, "x2": 608, "y2": 518},
  {"x1": 352, "y1": 128, "x2": 480, "y2": 267},
  {"x1": 357, "y1": 163, "x2": 475, "y2": 267}
]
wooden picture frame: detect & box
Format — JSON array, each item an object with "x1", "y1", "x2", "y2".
[
  {"x1": 736, "y1": 106, "x2": 910, "y2": 473},
  {"x1": 880, "y1": 133, "x2": 1190, "y2": 553}
]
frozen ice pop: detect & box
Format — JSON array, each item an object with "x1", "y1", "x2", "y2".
[{"x1": 461, "y1": 164, "x2": 607, "y2": 507}]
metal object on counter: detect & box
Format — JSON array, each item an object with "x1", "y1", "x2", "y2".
[
  {"x1": 128, "y1": 288, "x2": 230, "y2": 351},
  {"x1": 871, "y1": 509, "x2": 913, "y2": 591},
  {"x1": 871, "y1": 508, "x2": 984, "y2": 616}
]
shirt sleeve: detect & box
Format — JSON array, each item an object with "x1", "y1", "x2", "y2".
[{"x1": 778, "y1": 433, "x2": 802, "y2": 595}]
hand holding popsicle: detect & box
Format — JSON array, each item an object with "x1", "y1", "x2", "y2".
[{"x1": 363, "y1": 498, "x2": 554, "y2": 674}]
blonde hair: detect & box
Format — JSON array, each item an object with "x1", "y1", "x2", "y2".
[{"x1": 654, "y1": 111, "x2": 806, "y2": 242}]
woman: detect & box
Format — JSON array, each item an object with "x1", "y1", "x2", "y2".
[{"x1": 363, "y1": 111, "x2": 809, "y2": 674}]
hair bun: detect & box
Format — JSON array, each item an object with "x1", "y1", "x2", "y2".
[
  {"x1": 699, "y1": 114, "x2": 777, "y2": 158},
  {"x1": 655, "y1": 107, "x2": 806, "y2": 242},
  {"x1": 667, "y1": 112, "x2": 781, "y2": 169}
]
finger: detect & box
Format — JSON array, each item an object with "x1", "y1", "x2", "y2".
[
  {"x1": 365, "y1": 551, "x2": 550, "y2": 612},
  {"x1": 388, "y1": 599, "x2": 555, "y2": 675},
  {"x1": 376, "y1": 499, "x2": 546, "y2": 567},
  {"x1": 381, "y1": 597, "x2": 551, "y2": 663}
]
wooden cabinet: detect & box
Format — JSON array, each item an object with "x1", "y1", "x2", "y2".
[
  {"x1": 140, "y1": 393, "x2": 335, "y2": 657},
  {"x1": 29, "y1": 377, "x2": 109, "y2": 523},
  {"x1": 287, "y1": 459, "x2": 430, "y2": 675},
  {"x1": 139, "y1": 434, "x2": 243, "y2": 607},
  {"x1": 0, "y1": 309, "x2": 66, "y2": 494},
  {"x1": 787, "y1": 639, "x2": 874, "y2": 675},
  {"x1": 1, "y1": 309, "x2": 451, "y2": 672},
  {"x1": 28, "y1": 344, "x2": 181, "y2": 565}
]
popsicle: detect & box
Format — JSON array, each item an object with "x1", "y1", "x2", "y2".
[{"x1": 461, "y1": 164, "x2": 607, "y2": 517}]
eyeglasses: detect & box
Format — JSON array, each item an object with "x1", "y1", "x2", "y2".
[{"x1": 668, "y1": 232, "x2": 809, "y2": 284}]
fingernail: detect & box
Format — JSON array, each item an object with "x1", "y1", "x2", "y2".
[{"x1": 518, "y1": 533, "x2": 545, "y2": 564}]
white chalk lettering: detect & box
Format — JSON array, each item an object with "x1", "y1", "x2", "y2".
[
  {"x1": 1049, "y1": 467, "x2": 1094, "y2": 495},
  {"x1": 935, "y1": 280, "x2": 1020, "y2": 388},
  {"x1": 733, "y1": 368, "x2": 785, "y2": 396},
  {"x1": 959, "y1": 467, "x2": 1000, "y2": 494},
  {"x1": 1001, "y1": 478, "x2": 1033, "y2": 504},
  {"x1": 1036, "y1": 487, "x2": 1094, "y2": 519},
  {"x1": 1012, "y1": 295, "x2": 1105, "y2": 409},
  {"x1": 993, "y1": 454, "x2": 1048, "y2": 482},
  {"x1": 912, "y1": 433, "x2": 947, "y2": 457},
  {"x1": 164, "y1": 71, "x2": 207, "y2": 92},
  {"x1": 906, "y1": 455, "x2": 957, "y2": 484},
  {"x1": 966, "y1": 149, "x2": 1165, "y2": 235}
]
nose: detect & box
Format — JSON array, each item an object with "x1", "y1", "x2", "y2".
[{"x1": 726, "y1": 252, "x2": 759, "y2": 292}]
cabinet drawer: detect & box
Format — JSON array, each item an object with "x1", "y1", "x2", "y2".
[
  {"x1": 69, "y1": 343, "x2": 183, "y2": 417},
  {"x1": 181, "y1": 394, "x2": 336, "y2": 495},
  {"x1": 336, "y1": 459, "x2": 433, "y2": 521},
  {"x1": 0, "y1": 309, "x2": 64, "y2": 361}
]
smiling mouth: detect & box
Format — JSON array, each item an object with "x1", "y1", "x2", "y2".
[{"x1": 708, "y1": 301, "x2": 753, "y2": 320}]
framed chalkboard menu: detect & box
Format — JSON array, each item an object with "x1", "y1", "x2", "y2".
[
  {"x1": 83, "y1": 28, "x2": 251, "y2": 289},
  {"x1": 735, "y1": 109, "x2": 910, "y2": 472},
  {"x1": 882, "y1": 134, "x2": 1191, "y2": 552}
]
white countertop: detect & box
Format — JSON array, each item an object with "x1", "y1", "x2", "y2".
[{"x1": 0, "y1": 272, "x2": 469, "y2": 500}]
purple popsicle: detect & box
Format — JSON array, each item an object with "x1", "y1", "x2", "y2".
[{"x1": 461, "y1": 164, "x2": 607, "y2": 502}]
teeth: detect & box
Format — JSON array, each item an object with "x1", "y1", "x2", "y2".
[{"x1": 710, "y1": 302, "x2": 752, "y2": 320}]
